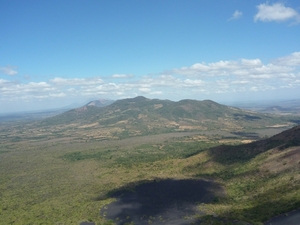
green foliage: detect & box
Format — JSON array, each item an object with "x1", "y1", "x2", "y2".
[
  {"x1": 0, "y1": 150, "x2": 9, "y2": 154},
  {"x1": 62, "y1": 141, "x2": 217, "y2": 169},
  {"x1": 161, "y1": 141, "x2": 217, "y2": 158},
  {"x1": 62, "y1": 151, "x2": 107, "y2": 162}
]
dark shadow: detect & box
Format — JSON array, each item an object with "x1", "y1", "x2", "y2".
[
  {"x1": 233, "y1": 114, "x2": 261, "y2": 121},
  {"x1": 208, "y1": 138, "x2": 287, "y2": 165},
  {"x1": 208, "y1": 143, "x2": 263, "y2": 165},
  {"x1": 209, "y1": 125, "x2": 300, "y2": 165},
  {"x1": 99, "y1": 179, "x2": 225, "y2": 225},
  {"x1": 231, "y1": 131, "x2": 260, "y2": 139},
  {"x1": 80, "y1": 222, "x2": 95, "y2": 225},
  {"x1": 289, "y1": 119, "x2": 300, "y2": 124}
]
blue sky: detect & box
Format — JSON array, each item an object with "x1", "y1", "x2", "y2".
[{"x1": 1, "y1": 0, "x2": 300, "y2": 113}]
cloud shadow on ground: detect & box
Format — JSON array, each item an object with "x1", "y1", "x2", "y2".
[{"x1": 99, "y1": 178, "x2": 225, "y2": 225}]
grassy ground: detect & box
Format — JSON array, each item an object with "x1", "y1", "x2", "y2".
[{"x1": 0, "y1": 129, "x2": 299, "y2": 224}]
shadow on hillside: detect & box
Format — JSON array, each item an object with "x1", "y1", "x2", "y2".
[
  {"x1": 99, "y1": 179, "x2": 225, "y2": 225},
  {"x1": 208, "y1": 139, "x2": 283, "y2": 165},
  {"x1": 290, "y1": 119, "x2": 300, "y2": 124},
  {"x1": 231, "y1": 131, "x2": 260, "y2": 139},
  {"x1": 233, "y1": 113, "x2": 262, "y2": 121}
]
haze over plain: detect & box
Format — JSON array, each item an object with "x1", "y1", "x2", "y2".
[{"x1": 1, "y1": 0, "x2": 300, "y2": 113}]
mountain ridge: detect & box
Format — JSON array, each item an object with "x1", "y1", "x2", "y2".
[{"x1": 40, "y1": 96, "x2": 296, "y2": 140}]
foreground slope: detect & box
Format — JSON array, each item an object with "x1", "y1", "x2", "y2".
[{"x1": 182, "y1": 125, "x2": 300, "y2": 223}]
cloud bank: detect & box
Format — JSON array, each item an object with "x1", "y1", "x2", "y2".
[{"x1": 1, "y1": 52, "x2": 300, "y2": 108}]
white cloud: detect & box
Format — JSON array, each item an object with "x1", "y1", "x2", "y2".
[
  {"x1": 139, "y1": 87, "x2": 151, "y2": 93},
  {"x1": 272, "y1": 52, "x2": 300, "y2": 66},
  {"x1": 228, "y1": 10, "x2": 243, "y2": 21},
  {"x1": 0, "y1": 79, "x2": 9, "y2": 85},
  {"x1": 240, "y1": 58, "x2": 262, "y2": 66},
  {"x1": 111, "y1": 74, "x2": 134, "y2": 78},
  {"x1": 0, "y1": 66, "x2": 18, "y2": 75},
  {"x1": 50, "y1": 77, "x2": 103, "y2": 86},
  {"x1": 250, "y1": 86, "x2": 259, "y2": 92},
  {"x1": 1, "y1": 81, "x2": 55, "y2": 97},
  {"x1": 1, "y1": 53, "x2": 300, "y2": 111},
  {"x1": 254, "y1": 2, "x2": 300, "y2": 23},
  {"x1": 183, "y1": 79, "x2": 205, "y2": 87},
  {"x1": 249, "y1": 74, "x2": 272, "y2": 79},
  {"x1": 167, "y1": 55, "x2": 300, "y2": 96},
  {"x1": 171, "y1": 58, "x2": 291, "y2": 78},
  {"x1": 231, "y1": 80, "x2": 251, "y2": 84},
  {"x1": 49, "y1": 93, "x2": 66, "y2": 97}
]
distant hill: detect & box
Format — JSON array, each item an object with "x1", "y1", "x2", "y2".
[
  {"x1": 85, "y1": 99, "x2": 114, "y2": 107},
  {"x1": 231, "y1": 99, "x2": 300, "y2": 115},
  {"x1": 40, "y1": 96, "x2": 295, "y2": 139},
  {"x1": 261, "y1": 106, "x2": 287, "y2": 112},
  {"x1": 259, "y1": 106, "x2": 293, "y2": 114}
]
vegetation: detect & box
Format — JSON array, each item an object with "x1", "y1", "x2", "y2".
[
  {"x1": 40, "y1": 96, "x2": 297, "y2": 137},
  {"x1": 0, "y1": 97, "x2": 300, "y2": 224},
  {"x1": 1, "y1": 127, "x2": 299, "y2": 224}
]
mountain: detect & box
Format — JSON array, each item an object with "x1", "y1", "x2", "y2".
[
  {"x1": 231, "y1": 99, "x2": 300, "y2": 115},
  {"x1": 40, "y1": 96, "x2": 295, "y2": 140},
  {"x1": 85, "y1": 99, "x2": 114, "y2": 107},
  {"x1": 261, "y1": 106, "x2": 287, "y2": 112},
  {"x1": 259, "y1": 105, "x2": 296, "y2": 115}
]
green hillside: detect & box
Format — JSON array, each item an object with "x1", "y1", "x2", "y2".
[
  {"x1": 183, "y1": 125, "x2": 300, "y2": 224},
  {"x1": 39, "y1": 96, "x2": 295, "y2": 141}
]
